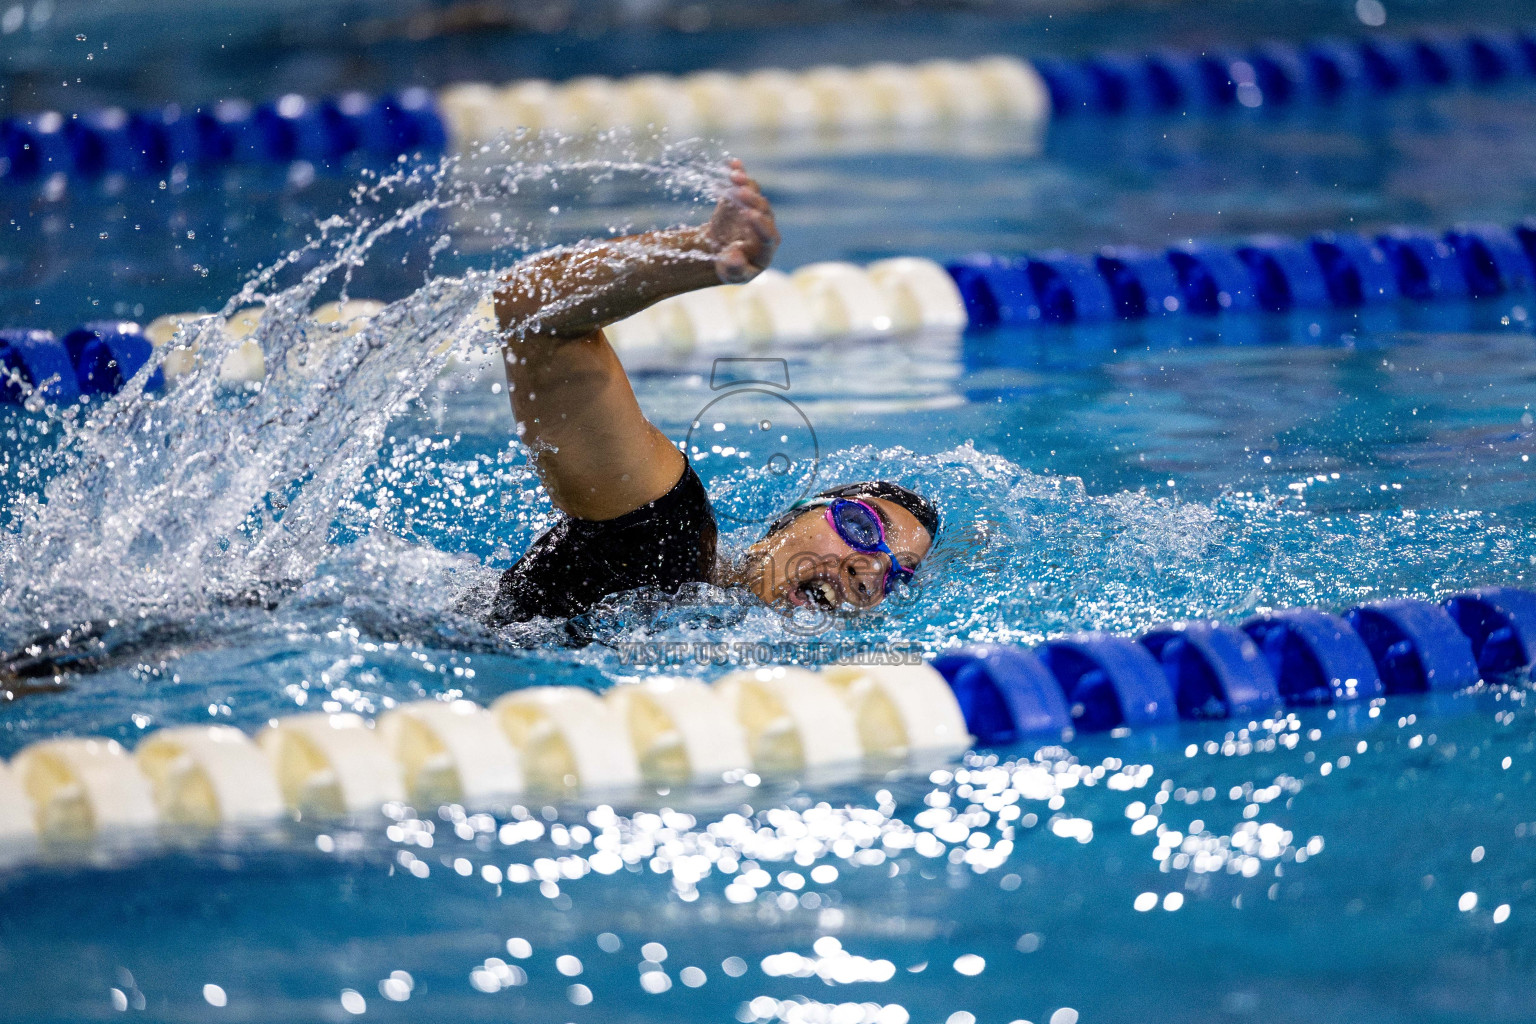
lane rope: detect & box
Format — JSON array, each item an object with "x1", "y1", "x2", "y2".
[
  {"x1": 6, "y1": 28, "x2": 1533, "y2": 185},
  {"x1": 9, "y1": 216, "x2": 1536, "y2": 407},
  {"x1": 0, "y1": 587, "x2": 1530, "y2": 851}
]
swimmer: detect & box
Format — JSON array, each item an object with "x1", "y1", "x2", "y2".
[
  {"x1": 484, "y1": 158, "x2": 939, "y2": 626},
  {"x1": 0, "y1": 161, "x2": 939, "y2": 692}
]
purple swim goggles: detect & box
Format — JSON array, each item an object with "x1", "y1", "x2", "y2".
[{"x1": 823, "y1": 498, "x2": 916, "y2": 591}]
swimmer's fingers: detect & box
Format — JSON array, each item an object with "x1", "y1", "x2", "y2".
[
  {"x1": 727, "y1": 157, "x2": 753, "y2": 185},
  {"x1": 707, "y1": 189, "x2": 778, "y2": 282},
  {"x1": 716, "y1": 243, "x2": 754, "y2": 283},
  {"x1": 725, "y1": 158, "x2": 765, "y2": 200},
  {"x1": 739, "y1": 204, "x2": 779, "y2": 249},
  {"x1": 727, "y1": 183, "x2": 771, "y2": 216},
  {"x1": 728, "y1": 210, "x2": 779, "y2": 278}
]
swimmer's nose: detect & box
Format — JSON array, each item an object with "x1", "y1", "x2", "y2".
[{"x1": 839, "y1": 553, "x2": 888, "y2": 608}]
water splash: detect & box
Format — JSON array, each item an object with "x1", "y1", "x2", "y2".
[{"x1": 0, "y1": 133, "x2": 728, "y2": 638}]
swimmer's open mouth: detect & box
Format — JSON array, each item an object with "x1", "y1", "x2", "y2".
[{"x1": 790, "y1": 576, "x2": 842, "y2": 610}]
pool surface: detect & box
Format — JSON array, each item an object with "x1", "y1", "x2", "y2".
[{"x1": 2, "y1": 3, "x2": 1536, "y2": 1022}]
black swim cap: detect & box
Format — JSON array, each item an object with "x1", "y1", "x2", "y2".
[{"x1": 764, "y1": 481, "x2": 940, "y2": 541}]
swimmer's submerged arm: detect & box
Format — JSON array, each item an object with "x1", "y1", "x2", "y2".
[{"x1": 493, "y1": 160, "x2": 778, "y2": 521}]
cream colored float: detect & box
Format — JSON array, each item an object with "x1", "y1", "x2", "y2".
[
  {"x1": 803, "y1": 66, "x2": 883, "y2": 132},
  {"x1": 860, "y1": 63, "x2": 948, "y2": 128},
  {"x1": 819, "y1": 664, "x2": 971, "y2": 757},
  {"x1": 729, "y1": 267, "x2": 818, "y2": 346},
  {"x1": 552, "y1": 77, "x2": 635, "y2": 134},
  {"x1": 498, "y1": 80, "x2": 562, "y2": 135},
  {"x1": 0, "y1": 760, "x2": 38, "y2": 843},
  {"x1": 314, "y1": 300, "x2": 386, "y2": 333},
  {"x1": 378, "y1": 699, "x2": 524, "y2": 805},
  {"x1": 141, "y1": 256, "x2": 968, "y2": 378},
  {"x1": 646, "y1": 286, "x2": 742, "y2": 351},
  {"x1": 491, "y1": 687, "x2": 641, "y2": 793},
  {"x1": 740, "y1": 70, "x2": 821, "y2": 134},
  {"x1": 915, "y1": 60, "x2": 997, "y2": 122},
  {"x1": 973, "y1": 56, "x2": 1052, "y2": 122},
  {"x1": 437, "y1": 56, "x2": 1050, "y2": 146},
  {"x1": 437, "y1": 83, "x2": 502, "y2": 151},
  {"x1": 682, "y1": 71, "x2": 758, "y2": 134},
  {"x1": 288, "y1": 299, "x2": 385, "y2": 376},
  {"x1": 217, "y1": 306, "x2": 269, "y2": 383},
  {"x1": 792, "y1": 262, "x2": 895, "y2": 338},
  {"x1": 866, "y1": 257, "x2": 968, "y2": 331},
  {"x1": 715, "y1": 667, "x2": 864, "y2": 773},
  {"x1": 145, "y1": 308, "x2": 267, "y2": 384},
  {"x1": 621, "y1": 75, "x2": 702, "y2": 135},
  {"x1": 10, "y1": 737, "x2": 158, "y2": 838},
  {"x1": 257, "y1": 713, "x2": 405, "y2": 816},
  {"x1": 602, "y1": 306, "x2": 667, "y2": 356},
  {"x1": 605, "y1": 677, "x2": 751, "y2": 785},
  {"x1": 135, "y1": 725, "x2": 285, "y2": 824},
  {"x1": 144, "y1": 311, "x2": 209, "y2": 380}
]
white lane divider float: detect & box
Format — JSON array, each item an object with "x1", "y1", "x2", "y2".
[
  {"x1": 146, "y1": 308, "x2": 267, "y2": 383},
  {"x1": 145, "y1": 300, "x2": 387, "y2": 387},
  {"x1": 10, "y1": 737, "x2": 157, "y2": 838},
  {"x1": 606, "y1": 676, "x2": 751, "y2": 785},
  {"x1": 437, "y1": 56, "x2": 1050, "y2": 150},
  {"x1": 602, "y1": 257, "x2": 966, "y2": 363},
  {"x1": 379, "y1": 698, "x2": 524, "y2": 805},
  {"x1": 0, "y1": 663, "x2": 973, "y2": 848},
  {"x1": 820, "y1": 664, "x2": 971, "y2": 757},
  {"x1": 135, "y1": 725, "x2": 285, "y2": 824},
  {"x1": 491, "y1": 687, "x2": 642, "y2": 794},
  {"x1": 0, "y1": 760, "x2": 38, "y2": 844},
  {"x1": 792, "y1": 262, "x2": 898, "y2": 337},
  {"x1": 135, "y1": 257, "x2": 964, "y2": 387},
  {"x1": 866, "y1": 257, "x2": 970, "y2": 332},
  {"x1": 728, "y1": 268, "x2": 818, "y2": 346},
  {"x1": 257, "y1": 712, "x2": 406, "y2": 817},
  {"x1": 715, "y1": 666, "x2": 865, "y2": 773}
]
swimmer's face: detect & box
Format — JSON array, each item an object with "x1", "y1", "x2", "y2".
[{"x1": 743, "y1": 497, "x2": 932, "y2": 612}]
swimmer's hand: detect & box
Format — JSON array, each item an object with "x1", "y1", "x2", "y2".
[{"x1": 703, "y1": 159, "x2": 780, "y2": 284}]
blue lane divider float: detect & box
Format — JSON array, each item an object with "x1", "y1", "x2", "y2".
[
  {"x1": 947, "y1": 217, "x2": 1536, "y2": 329},
  {"x1": 1140, "y1": 621, "x2": 1281, "y2": 719},
  {"x1": 1241, "y1": 608, "x2": 1385, "y2": 705},
  {"x1": 1036, "y1": 634, "x2": 1178, "y2": 731},
  {"x1": 0, "y1": 322, "x2": 162, "y2": 405},
  {"x1": 1343, "y1": 599, "x2": 1480, "y2": 692},
  {"x1": 1443, "y1": 587, "x2": 1536, "y2": 677},
  {"x1": 932, "y1": 645, "x2": 1072, "y2": 742},
  {"x1": 1041, "y1": 28, "x2": 1536, "y2": 117},
  {"x1": 62, "y1": 322, "x2": 162, "y2": 396},
  {"x1": 0, "y1": 329, "x2": 81, "y2": 405},
  {"x1": 1, "y1": 88, "x2": 445, "y2": 183},
  {"x1": 934, "y1": 587, "x2": 1534, "y2": 743}
]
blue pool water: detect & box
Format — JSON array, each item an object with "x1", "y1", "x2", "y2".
[{"x1": 4, "y1": 4, "x2": 1536, "y2": 1023}]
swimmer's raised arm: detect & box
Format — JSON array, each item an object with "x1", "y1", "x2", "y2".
[{"x1": 493, "y1": 160, "x2": 778, "y2": 521}]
